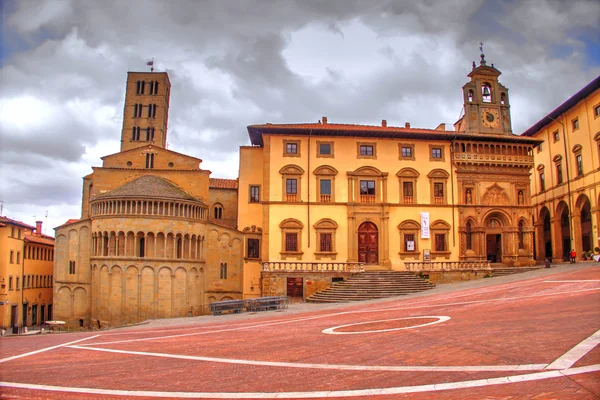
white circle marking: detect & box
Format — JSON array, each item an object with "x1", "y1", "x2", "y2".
[{"x1": 322, "y1": 315, "x2": 450, "y2": 335}]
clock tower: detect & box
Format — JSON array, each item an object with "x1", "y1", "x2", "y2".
[{"x1": 456, "y1": 51, "x2": 512, "y2": 135}]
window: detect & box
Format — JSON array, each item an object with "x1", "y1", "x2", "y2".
[
  {"x1": 17, "y1": 229, "x2": 21, "y2": 239},
  {"x1": 518, "y1": 221, "x2": 524, "y2": 250},
  {"x1": 68, "y1": 261, "x2": 76, "y2": 274},
  {"x1": 283, "y1": 140, "x2": 300, "y2": 157},
  {"x1": 572, "y1": 118, "x2": 579, "y2": 131},
  {"x1": 401, "y1": 146, "x2": 412, "y2": 158},
  {"x1": 249, "y1": 185, "x2": 260, "y2": 203},
  {"x1": 136, "y1": 81, "x2": 145, "y2": 95},
  {"x1": 539, "y1": 172, "x2": 545, "y2": 191},
  {"x1": 553, "y1": 131, "x2": 560, "y2": 142},
  {"x1": 431, "y1": 148, "x2": 442, "y2": 159},
  {"x1": 213, "y1": 204, "x2": 223, "y2": 219},
  {"x1": 10, "y1": 226, "x2": 14, "y2": 237},
  {"x1": 139, "y1": 237, "x2": 145, "y2": 257},
  {"x1": 132, "y1": 127, "x2": 141, "y2": 141},
  {"x1": 148, "y1": 104, "x2": 157, "y2": 118},
  {"x1": 429, "y1": 145, "x2": 445, "y2": 161},
  {"x1": 434, "y1": 183, "x2": 444, "y2": 203},
  {"x1": 317, "y1": 141, "x2": 333, "y2": 158},
  {"x1": 397, "y1": 168, "x2": 419, "y2": 204},
  {"x1": 285, "y1": 233, "x2": 298, "y2": 252},
  {"x1": 360, "y1": 180, "x2": 376, "y2": 203},
  {"x1": 318, "y1": 179, "x2": 331, "y2": 203},
  {"x1": 435, "y1": 234, "x2": 446, "y2": 251},
  {"x1": 357, "y1": 142, "x2": 377, "y2": 159},
  {"x1": 404, "y1": 233, "x2": 415, "y2": 252},
  {"x1": 398, "y1": 220, "x2": 420, "y2": 256},
  {"x1": 16, "y1": 277, "x2": 19, "y2": 291},
  {"x1": 8, "y1": 276, "x2": 13, "y2": 290},
  {"x1": 500, "y1": 92, "x2": 506, "y2": 105},
  {"x1": 594, "y1": 104, "x2": 600, "y2": 118},
  {"x1": 428, "y1": 169, "x2": 449, "y2": 205},
  {"x1": 360, "y1": 145, "x2": 374, "y2": 156},
  {"x1": 466, "y1": 222, "x2": 473, "y2": 250},
  {"x1": 482, "y1": 82, "x2": 492, "y2": 103},
  {"x1": 145, "y1": 153, "x2": 154, "y2": 168},
  {"x1": 10, "y1": 250, "x2": 14, "y2": 263},
  {"x1": 32, "y1": 305, "x2": 37, "y2": 325},
  {"x1": 16, "y1": 252, "x2": 20, "y2": 264},
  {"x1": 219, "y1": 263, "x2": 227, "y2": 279},
  {"x1": 403, "y1": 182, "x2": 414, "y2": 203},
  {"x1": 467, "y1": 89, "x2": 473, "y2": 103},
  {"x1": 319, "y1": 233, "x2": 332, "y2": 252},
  {"x1": 576, "y1": 154, "x2": 583, "y2": 176},
  {"x1": 537, "y1": 142, "x2": 542, "y2": 153},
  {"x1": 149, "y1": 80, "x2": 159, "y2": 95},
  {"x1": 247, "y1": 238, "x2": 260, "y2": 259},
  {"x1": 133, "y1": 103, "x2": 143, "y2": 118},
  {"x1": 556, "y1": 164, "x2": 563, "y2": 184},
  {"x1": 280, "y1": 218, "x2": 303, "y2": 257},
  {"x1": 146, "y1": 127, "x2": 155, "y2": 141},
  {"x1": 286, "y1": 178, "x2": 298, "y2": 201}
]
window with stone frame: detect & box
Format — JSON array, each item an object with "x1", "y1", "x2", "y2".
[
  {"x1": 279, "y1": 164, "x2": 304, "y2": 202},
  {"x1": 314, "y1": 165, "x2": 338, "y2": 203},
  {"x1": 537, "y1": 164, "x2": 545, "y2": 192},
  {"x1": 398, "y1": 220, "x2": 420, "y2": 258},
  {"x1": 572, "y1": 118, "x2": 579, "y2": 131},
  {"x1": 247, "y1": 238, "x2": 260, "y2": 259},
  {"x1": 430, "y1": 220, "x2": 451, "y2": 258},
  {"x1": 359, "y1": 180, "x2": 376, "y2": 203},
  {"x1": 553, "y1": 130, "x2": 560, "y2": 143},
  {"x1": 283, "y1": 139, "x2": 301, "y2": 157},
  {"x1": 317, "y1": 141, "x2": 334, "y2": 158},
  {"x1": 572, "y1": 144, "x2": 583, "y2": 177},
  {"x1": 518, "y1": 221, "x2": 525, "y2": 250},
  {"x1": 429, "y1": 145, "x2": 444, "y2": 161},
  {"x1": 398, "y1": 143, "x2": 415, "y2": 160},
  {"x1": 313, "y1": 218, "x2": 338, "y2": 258},
  {"x1": 397, "y1": 168, "x2": 419, "y2": 204},
  {"x1": 428, "y1": 169, "x2": 449, "y2": 205},
  {"x1": 357, "y1": 142, "x2": 377, "y2": 159},
  {"x1": 280, "y1": 218, "x2": 304, "y2": 258},
  {"x1": 219, "y1": 263, "x2": 227, "y2": 279},
  {"x1": 348, "y1": 166, "x2": 387, "y2": 203},
  {"x1": 466, "y1": 222, "x2": 473, "y2": 250},
  {"x1": 249, "y1": 185, "x2": 260, "y2": 203}
]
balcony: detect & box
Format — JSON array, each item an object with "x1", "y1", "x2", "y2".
[
  {"x1": 453, "y1": 152, "x2": 534, "y2": 167},
  {"x1": 320, "y1": 194, "x2": 331, "y2": 203},
  {"x1": 360, "y1": 194, "x2": 376, "y2": 204},
  {"x1": 285, "y1": 194, "x2": 298, "y2": 202},
  {"x1": 433, "y1": 196, "x2": 444, "y2": 204},
  {"x1": 262, "y1": 262, "x2": 364, "y2": 273},
  {"x1": 403, "y1": 196, "x2": 414, "y2": 204}
]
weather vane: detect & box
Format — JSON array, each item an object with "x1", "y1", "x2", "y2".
[{"x1": 479, "y1": 42, "x2": 484, "y2": 54}]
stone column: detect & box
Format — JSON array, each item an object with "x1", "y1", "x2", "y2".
[
  {"x1": 571, "y1": 213, "x2": 582, "y2": 257},
  {"x1": 551, "y1": 217, "x2": 563, "y2": 262}
]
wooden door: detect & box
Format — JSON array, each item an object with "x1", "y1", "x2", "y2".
[
  {"x1": 358, "y1": 222, "x2": 379, "y2": 264},
  {"x1": 286, "y1": 277, "x2": 303, "y2": 299}
]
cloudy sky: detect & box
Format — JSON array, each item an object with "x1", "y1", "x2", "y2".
[{"x1": 1, "y1": 0, "x2": 599, "y2": 234}]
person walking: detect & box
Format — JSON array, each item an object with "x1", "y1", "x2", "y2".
[{"x1": 570, "y1": 249, "x2": 577, "y2": 264}]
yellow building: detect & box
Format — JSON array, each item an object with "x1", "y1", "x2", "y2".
[
  {"x1": 521, "y1": 76, "x2": 600, "y2": 262},
  {"x1": 53, "y1": 71, "x2": 244, "y2": 329},
  {"x1": 0, "y1": 218, "x2": 54, "y2": 332},
  {"x1": 238, "y1": 54, "x2": 542, "y2": 299}
]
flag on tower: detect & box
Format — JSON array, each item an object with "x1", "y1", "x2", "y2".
[{"x1": 146, "y1": 60, "x2": 154, "y2": 66}]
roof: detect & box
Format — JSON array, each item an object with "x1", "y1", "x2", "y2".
[
  {"x1": 96, "y1": 175, "x2": 200, "y2": 202},
  {"x1": 0, "y1": 216, "x2": 35, "y2": 230},
  {"x1": 521, "y1": 76, "x2": 600, "y2": 137},
  {"x1": 208, "y1": 219, "x2": 238, "y2": 230},
  {"x1": 100, "y1": 144, "x2": 202, "y2": 163},
  {"x1": 210, "y1": 178, "x2": 238, "y2": 189},
  {"x1": 24, "y1": 234, "x2": 55, "y2": 246},
  {"x1": 247, "y1": 122, "x2": 542, "y2": 146},
  {"x1": 54, "y1": 218, "x2": 83, "y2": 229}
]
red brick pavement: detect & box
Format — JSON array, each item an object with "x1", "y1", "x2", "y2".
[{"x1": 1, "y1": 266, "x2": 599, "y2": 399}]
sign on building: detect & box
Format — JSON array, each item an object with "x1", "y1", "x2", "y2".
[{"x1": 421, "y1": 212, "x2": 430, "y2": 239}]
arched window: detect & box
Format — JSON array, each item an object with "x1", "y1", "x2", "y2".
[
  {"x1": 213, "y1": 204, "x2": 223, "y2": 219},
  {"x1": 176, "y1": 238, "x2": 182, "y2": 258},
  {"x1": 466, "y1": 222, "x2": 473, "y2": 250},
  {"x1": 482, "y1": 83, "x2": 492, "y2": 103},
  {"x1": 467, "y1": 89, "x2": 474, "y2": 102},
  {"x1": 500, "y1": 92, "x2": 506, "y2": 105}
]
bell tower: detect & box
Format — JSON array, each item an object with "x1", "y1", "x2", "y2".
[
  {"x1": 120, "y1": 71, "x2": 171, "y2": 152},
  {"x1": 458, "y1": 49, "x2": 512, "y2": 135}
]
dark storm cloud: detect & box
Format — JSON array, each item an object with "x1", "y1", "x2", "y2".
[{"x1": 2, "y1": 0, "x2": 599, "y2": 231}]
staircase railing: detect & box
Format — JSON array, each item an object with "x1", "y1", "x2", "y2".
[
  {"x1": 404, "y1": 261, "x2": 491, "y2": 271},
  {"x1": 262, "y1": 262, "x2": 364, "y2": 273}
]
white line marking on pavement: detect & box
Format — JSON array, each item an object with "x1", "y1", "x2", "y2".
[
  {"x1": 322, "y1": 316, "x2": 450, "y2": 335},
  {"x1": 0, "y1": 335, "x2": 100, "y2": 364},
  {"x1": 546, "y1": 328, "x2": 600, "y2": 370},
  {"x1": 67, "y1": 344, "x2": 547, "y2": 372},
  {"x1": 1, "y1": 364, "x2": 598, "y2": 398},
  {"x1": 544, "y1": 280, "x2": 600, "y2": 283}
]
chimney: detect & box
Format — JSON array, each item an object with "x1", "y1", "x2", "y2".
[
  {"x1": 405, "y1": 122, "x2": 411, "y2": 128},
  {"x1": 35, "y1": 220, "x2": 43, "y2": 236},
  {"x1": 381, "y1": 119, "x2": 387, "y2": 127},
  {"x1": 322, "y1": 116, "x2": 327, "y2": 125}
]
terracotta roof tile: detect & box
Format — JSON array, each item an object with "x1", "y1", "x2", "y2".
[
  {"x1": 24, "y1": 234, "x2": 55, "y2": 246},
  {"x1": 97, "y1": 175, "x2": 200, "y2": 202},
  {"x1": 210, "y1": 178, "x2": 238, "y2": 189},
  {"x1": 0, "y1": 216, "x2": 36, "y2": 230}
]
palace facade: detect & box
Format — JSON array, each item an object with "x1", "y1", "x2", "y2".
[
  {"x1": 522, "y1": 77, "x2": 600, "y2": 262},
  {"x1": 0, "y1": 218, "x2": 54, "y2": 331},
  {"x1": 238, "y1": 55, "x2": 541, "y2": 299},
  {"x1": 53, "y1": 72, "x2": 244, "y2": 328}
]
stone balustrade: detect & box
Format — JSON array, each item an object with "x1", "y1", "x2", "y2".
[
  {"x1": 404, "y1": 261, "x2": 491, "y2": 271},
  {"x1": 453, "y1": 152, "x2": 534, "y2": 165},
  {"x1": 262, "y1": 262, "x2": 365, "y2": 273}
]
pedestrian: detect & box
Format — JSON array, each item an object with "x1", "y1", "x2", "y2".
[{"x1": 570, "y1": 249, "x2": 576, "y2": 264}]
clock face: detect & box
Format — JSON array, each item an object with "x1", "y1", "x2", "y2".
[{"x1": 481, "y1": 108, "x2": 500, "y2": 128}]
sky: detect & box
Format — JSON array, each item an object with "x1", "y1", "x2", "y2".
[{"x1": 1, "y1": 0, "x2": 599, "y2": 235}]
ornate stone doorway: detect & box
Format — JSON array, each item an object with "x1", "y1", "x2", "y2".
[
  {"x1": 358, "y1": 222, "x2": 378, "y2": 265},
  {"x1": 486, "y1": 234, "x2": 502, "y2": 263},
  {"x1": 286, "y1": 277, "x2": 303, "y2": 299}
]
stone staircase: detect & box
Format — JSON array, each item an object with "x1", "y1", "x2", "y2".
[
  {"x1": 491, "y1": 266, "x2": 542, "y2": 277},
  {"x1": 306, "y1": 271, "x2": 435, "y2": 303}
]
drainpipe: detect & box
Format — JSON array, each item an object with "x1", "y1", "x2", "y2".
[
  {"x1": 548, "y1": 116, "x2": 574, "y2": 255},
  {"x1": 307, "y1": 129, "x2": 312, "y2": 248},
  {"x1": 450, "y1": 138, "x2": 457, "y2": 247}
]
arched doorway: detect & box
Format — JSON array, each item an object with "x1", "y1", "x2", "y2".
[
  {"x1": 577, "y1": 195, "x2": 593, "y2": 254},
  {"x1": 358, "y1": 222, "x2": 378, "y2": 265},
  {"x1": 540, "y1": 207, "x2": 552, "y2": 260},
  {"x1": 557, "y1": 201, "x2": 571, "y2": 261},
  {"x1": 485, "y1": 217, "x2": 503, "y2": 263}
]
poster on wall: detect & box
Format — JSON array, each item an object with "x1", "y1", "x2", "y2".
[
  {"x1": 406, "y1": 241, "x2": 415, "y2": 251},
  {"x1": 421, "y1": 212, "x2": 430, "y2": 239},
  {"x1": 423, "y1": 249, "x2": 431, "y2": 262}
]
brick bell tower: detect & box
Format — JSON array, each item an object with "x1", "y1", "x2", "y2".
[
  {"x1": 459, "y1": 48, "x2": 513, "y2": 135},
  {"x1": 120, "y1": 71, "x2": 171, "y2": 152}
]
